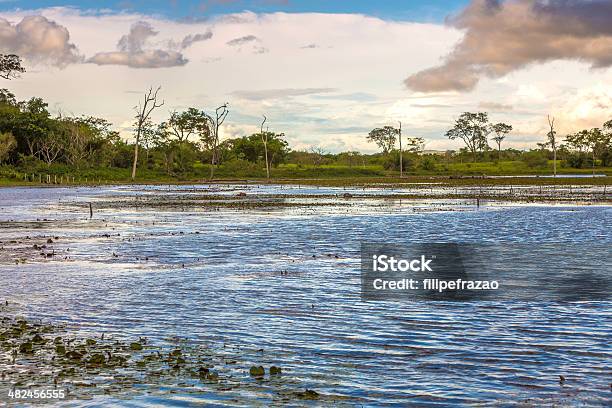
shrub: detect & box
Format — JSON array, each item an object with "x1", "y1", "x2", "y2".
[
  {"x1": 522, "y1": 151, "x2": 548, "y2": 168},
  {"x1": 0, "y1": 132, "x2": 16, "y2": 163}
]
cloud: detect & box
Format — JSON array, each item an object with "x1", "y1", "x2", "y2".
[
  {"x1": 0, "y1": 15, "x2": 82, "y2": 67},
  {"x1": 405, "y1": 0, "x2": 612, "y2": 92},
  {"x1": 226, "y1": 35, "x2": 258, "y2": 46},
  {"x1": 181, "y1": 31, "x2": 213, "y2": 48},
  {"x1": 226, "y1": 34, "x2": 268, "y2": 54},
  {"x1": 88, "y1": 50, "x2": 188, "y2": 68},
  {"x1": 88, "y1": 21, "x2": 212, "y2": 68},
  {"x1": 478, "y1": 102, "x2": 514, "y2": 111},
  {"x1": 232, "y1": 87, "x2": 337, "y2": 100}
]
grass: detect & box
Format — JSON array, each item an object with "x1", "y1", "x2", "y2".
[
  {"x1": 1, "y1": 161, "x2": 611, "y2": 188},
  {"x1": 437, "y1": 160, "x2": 611, "y2": 176}
]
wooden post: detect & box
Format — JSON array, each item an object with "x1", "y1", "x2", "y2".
[{"x1": 89, "y1": 203, "x2": 93, "y2": 219}]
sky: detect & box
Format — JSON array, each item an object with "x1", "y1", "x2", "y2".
[{"x1": 1, "y1": 0, "x2": 611, "y2": 153}]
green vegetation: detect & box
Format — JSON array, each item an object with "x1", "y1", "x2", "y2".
[
  {"x1": 1, "y1": 53, "x2": 611, "y2": 186},
  {"x1": 0, "y1": 311, "x2": 342, "y2": 403}
]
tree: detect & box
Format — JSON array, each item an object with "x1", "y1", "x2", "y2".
[
  {"x1": 11, "y1": 97, "x2": 51, "y2": 157},
  {"x1": 162, "y1": 108, "x2": 207, "y2": 143},
  {"x1": 546, "y1": 116, "x2": 557, "y2": 177},
  {"x1": 151, "y1": 125, "x2": 175, "y2": 174},
  {"x1": 38, "y1": 131, "x2": 63, "y2": 165},
  {"x1": 491, "y1": 122, "x2": 512, "y2": 162},
  {"x1": 0, "y1": 54, "x2": 25, "y2": 80},
  {"x1": 227, "y1": 132, "x2": 289, "y2": 166},
  {"x1": 197, "y1": 115, "x2": 214, "y2": 152},
  {"x1": 367, "y1": 126, "x2": 398, "y2": 154},
  {"x1": 0, "y1": 132, "x2": 16, "y2": 163},
  {"x1": 565, "y1": 130, "x2": 589, "y2": 154},
  {"x1": 137, "y1": 118, "x2": 157, "y2": 163},
  {"x1": 601, "y1": 120, "x2": 612, "y2": 166},
  {"x1": 446, "y1": 112, "x2": 490, "y2": 162},
  {"x1": 586, "y1": 128, "x2": 605, "y2": 176},
  {"x1": 207, "y1": 103, "x2": 229, "y2": 180},
  {"x1": 0, "y1": 89, "x2": 17, "y2": 105},
  {"x1": 260, "y1": 115, "x2": 270, "y2": 179},
  {"x1": 404, "y1": 136, "x2": 425, "y2": 153},
  {"x1": 310, "y1": 147, "x2": 326, "y2": 169},
  {"x1": 132, "y1": 87, "x2": 163, "y2": 180}
]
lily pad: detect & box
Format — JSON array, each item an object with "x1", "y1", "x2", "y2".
[
  {"x1": 296, "y1": 389, "x2": 320, "y2": 400},
  {"x1": 66, "y1": 350, "x2": 83, "y2": 360},
  {"x1": 19, "y1": 341, "x2": 33, "y2": 353},
  {"x1": 88, "y1": 353, "x2": 106, "y2": 365},
  {"x1": 249, "y1": 365, "x2": 265, "y2": 377}
]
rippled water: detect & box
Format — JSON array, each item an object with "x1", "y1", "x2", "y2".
[{"x1": 0, "y1": 185, "x2": 610, "y2": 406}]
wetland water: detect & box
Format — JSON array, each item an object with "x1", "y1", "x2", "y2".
[{"x1": 0, "y1": 184, "x2": 610, "y2": 406}]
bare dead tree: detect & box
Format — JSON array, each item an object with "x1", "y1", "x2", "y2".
[
  {"x1": 38, "y1": 132, "x2": 63, "y2": 166},
  {"x1": 208, "y1": 103, "x2": 229, "y2": 180},
  {"x1": 261, "y1": 115, "x2": 270, "y2": 179},
  {"x1": 132, "y1": 87, "x2": 164, "y2": 180},
  {"x1": 310, "y1": 147, "x2": 325, "y2": 170},
  {"x1": 547, "y1": 115, "x2": 557, "y2": 178},
  {"x1": 398, "y1": 121, "x2": 403, "y2": 178}
]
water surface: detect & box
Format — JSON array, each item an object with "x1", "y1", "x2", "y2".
[{"x1": 0, "y1": 185, "x2": 610, "y2": 406}]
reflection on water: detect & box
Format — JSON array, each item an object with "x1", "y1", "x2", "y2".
[{"x1": 0, "y1": 185, "x2": 610, "y2": 406}]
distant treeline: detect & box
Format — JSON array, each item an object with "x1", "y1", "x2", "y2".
[
  {"x1": 1, "y1": 52, "x2": 611, "y2": 179},
  {"x1": 1, "y1": 88, "x2": 611, "y2": 178}
]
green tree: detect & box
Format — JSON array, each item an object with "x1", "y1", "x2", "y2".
[
  {"x1": 367, "y1": 126, "x2": 398, "y2": 154},
  {"x1": 0, "y1": 54, "x2": 25, "y2": 80},
  {"x1": 229, "y1": 132, "x2": 289, "y2": 166},
  {"x1": 491, "y1": 122, "x2": 512, "y2": 161},
  {"x1": 586, "y1": 128, "x2": 605, "y2": 175},
  {"x1": 161, "y1": 108, "x2": 208, "y2": 143},
  {"x1": 0, "y1": 89, "x2": 17, "y2": 105},
  {"x1": 0, "y1": 132, "x2": 16, "y2": 163},
  {"x1": 446, "y1": 112, "x2": 490, "y2": 162}
]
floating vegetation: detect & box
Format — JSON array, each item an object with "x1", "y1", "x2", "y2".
[{"x1": 0, "y1": 312, "x2": 354, "y2": 405}]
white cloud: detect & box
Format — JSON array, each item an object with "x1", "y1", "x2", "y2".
[
  {"x1": 88, "y1": 21, "x2": 212, "y2": 68},
  {"x1": 0, "y1": 15, "x2": 82, "y2": 67},
  {"x1": 3, "y1": 7, "x2": 611, "y2": 152}
]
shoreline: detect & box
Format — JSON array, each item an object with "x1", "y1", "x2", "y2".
[
  {"x1": 1, "y1": 179, "x2": 610, "y2": 205},
  {"x1": 1, "y1": 174, "x2": 611, "y2": 188}
]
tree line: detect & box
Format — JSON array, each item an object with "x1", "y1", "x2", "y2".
[
  {"x1": 2, "y1": 53, "x2": 611, "y2": 179},
  {"x1": 367, "y1": 112, "x2": 612, "y2": 175}
]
